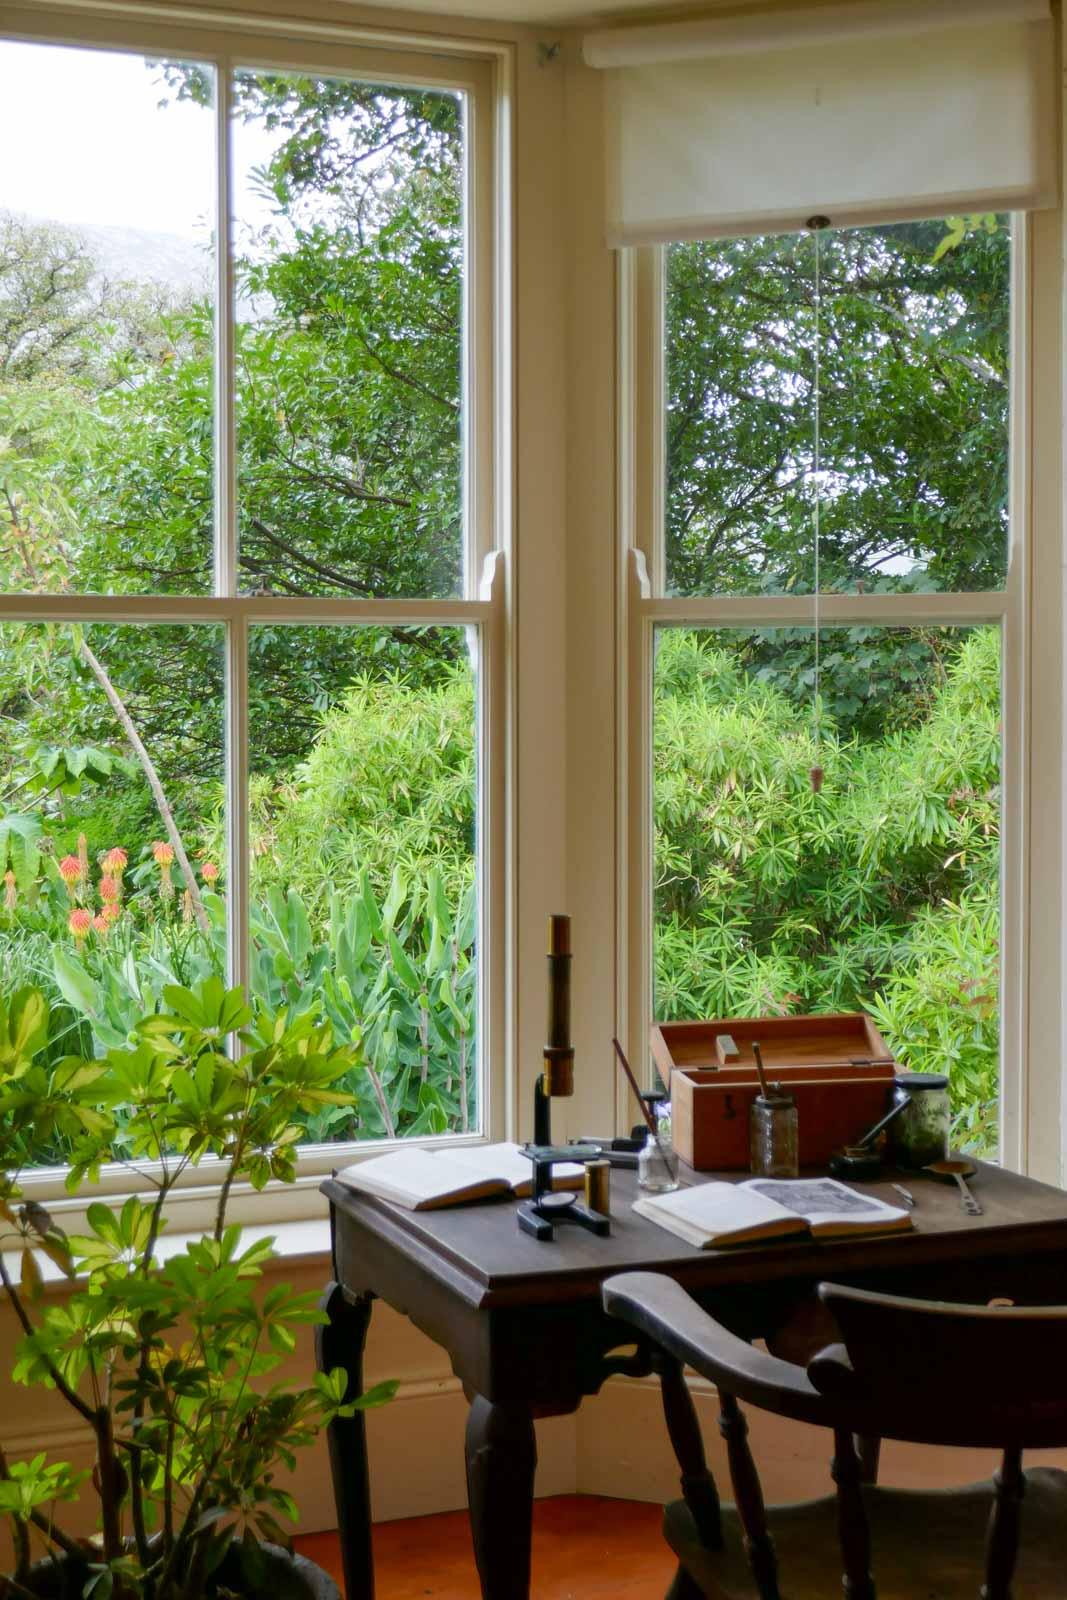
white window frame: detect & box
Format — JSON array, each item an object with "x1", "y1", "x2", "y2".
[
  {"x1": 0, "y1": 3, "x2": 515, "y2": 1226},
  {"x1": 617, "y1": 214, "x2": 1065, "y2": 1183}
]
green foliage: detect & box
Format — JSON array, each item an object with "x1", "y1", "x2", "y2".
[
  {"x1": 665, "y1": 218, "x2": 1009, "y2": 602},
  {"x1": 0, "y1": 981, "x2": 393, "y2": 1598},
  {"x1": 243, "y1": 656, "x2": 475, "y2": 916},
  {"x1": 654, "y1": 626, "x2": 1000, "y2": 1148},
  {"x1": 248, "y1": 870, "x2": 477, "y2": 1140},
  {"x1": 1, "y1": 65, "x2": 1010, "y2": 1218}
]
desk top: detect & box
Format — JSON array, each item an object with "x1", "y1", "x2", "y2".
[{"x1": 324, "y1": 1161, "x2": 1067, "y2": 1312}]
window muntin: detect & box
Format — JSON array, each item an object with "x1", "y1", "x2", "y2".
[
  {"x1": 664, "y1": 219, "x2": 1011, "y2": 599},
  {"x1": 0, "y1": 30, "x2": 494, "y2": 1167}
]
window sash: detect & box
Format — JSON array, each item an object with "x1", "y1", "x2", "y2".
[
  {"x1": 0, "y1": 7, "x2": 510, "y2": 1206},
  {"x1": 621, "y1": 220, "x2": 1030, "y2": 1173}
]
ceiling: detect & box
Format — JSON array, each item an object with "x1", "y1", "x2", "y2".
[{"x1": 347, "y1": 0, "x2": 754, "y2": 32}]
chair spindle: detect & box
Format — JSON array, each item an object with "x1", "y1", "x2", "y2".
[
  {"x1": 981, "y1": 1447, "x2": 1025, "y2": 1600},
  {"x1": 832, "y1": 1426, "x2": 876, "y2": 1600},
  {"x1": 855, "y1": 1433, "x2": 881, "y2": 1485},
  {"x1": 653, "y1": 1350, "x2": 724, "y2": 1551},
  {"x1": 717, "y1": 1390, "x2": 780, "y2": 1600}
]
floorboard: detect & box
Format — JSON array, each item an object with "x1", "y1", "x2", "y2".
[{"x1": 294, "y1": 1495, "x2": 676, "y2": 1598}]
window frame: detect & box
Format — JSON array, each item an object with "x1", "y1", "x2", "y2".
[
  {"x1": 0, "y1": 4, "x2": 515, "y2": 1225},
  {"x1": 618, "y1": 214, "x2": 1060, "y2": 1179}
]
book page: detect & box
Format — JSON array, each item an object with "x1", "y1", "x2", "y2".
[
  {"x1": 633, "y1": 1180, "x2": 807, "y2": 1248},
  {"x1": 742, "y1": 1178, "x2": 911, "y2": 1236},
  {"x1": 334, "y1": 1147, "x2": 510, "y2": 1210},
  {"x1": 434, "y1": 1142, "x2": 584, "y2": 1195}
]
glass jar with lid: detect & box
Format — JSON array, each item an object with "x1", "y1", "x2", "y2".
[
  {"x1": 749, "y1": 1087, "x2": 799, "y2": 1179},
  {"x1": 885, "y1": 1072, "x2": 951, "y2": 1170}
]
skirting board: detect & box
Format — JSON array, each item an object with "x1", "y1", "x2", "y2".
[
  {"x1": 577, "y1": 1375, "x2": 1067, "y2": 1505},
  {"x1": 6, "y1": 1370, "x2": 1067, "y2": 1561},
  {"x1": 0, "y1": 1373, "x2": 579, "y2": 1559}
]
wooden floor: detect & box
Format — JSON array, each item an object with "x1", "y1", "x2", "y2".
[{"x1": 295, "y1": 1496, "x2": 676, "y2": 1598}]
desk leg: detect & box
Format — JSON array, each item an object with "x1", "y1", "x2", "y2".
[
  {"x1": 317, "y1": 1283, "x2": 375, "y2": 1600},
  {"x1": 465, "y1": 1396, "x2": 537, "y2": 1599}
]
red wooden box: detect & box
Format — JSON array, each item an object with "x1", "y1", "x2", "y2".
[{"x1": 650, "y1": 1014, "x2": 897, "y2": 1172}]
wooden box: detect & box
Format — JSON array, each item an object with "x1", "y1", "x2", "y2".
[{"x1": 651, "y1": 1014, "x2": 897, "y2": 1171}]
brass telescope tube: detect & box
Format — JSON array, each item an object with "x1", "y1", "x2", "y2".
[
  {"x1": 543, "y1": 913, "x2": 574, "y2": 1098},
  {"x1": 533, "y1": 913, "x2": 573, "y2": 1146}
]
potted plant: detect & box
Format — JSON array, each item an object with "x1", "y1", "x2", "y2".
[{"x1": 0, "y1": 977, "x2": 394, "y2": 1600}]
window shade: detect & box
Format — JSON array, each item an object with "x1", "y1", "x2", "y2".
[{"x1": 583, "y1": 0, "x2": 1057, "y2": 246}]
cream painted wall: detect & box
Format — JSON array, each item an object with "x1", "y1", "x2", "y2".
[{"x1": 7, "y1": 1261, "x2": 1065, "y2": 1563}]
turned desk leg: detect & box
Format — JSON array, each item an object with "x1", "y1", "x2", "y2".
[
  {"x1": 317, "y1": 1283, "x2": 375, "y2": 1600},
  {"x1": 465, "y1": 1396, "x2": 537, "y2": 1599}
]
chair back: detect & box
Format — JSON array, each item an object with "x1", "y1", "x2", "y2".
[{"x1": 813, "y1": 1282, "x2": 1067, "y2": 1450}]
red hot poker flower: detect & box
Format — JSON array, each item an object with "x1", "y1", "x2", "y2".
[{"x1": 58, "y1": 855, "x2": 82, "y2": 889}]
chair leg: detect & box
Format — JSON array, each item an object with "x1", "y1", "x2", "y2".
[
  {"x1": 653, "y1": 1350, "x2": 724, "y2": 1551},
  {"x1": 832, "y1": 1427, "x2": 876, "y2": 1600},
  {"x1": 980, "y1": 1447, "x2": 1025, "y2": 1600},
  {"x1": 855, "y1": 1434, "x2": 881, "y2": 1485},
  {"x1": 718, "y1": 1391, "x2": 780, "y2": 1600}
]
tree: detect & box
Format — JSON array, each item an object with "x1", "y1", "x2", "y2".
[{"x1": 666, "y1": 218, "x2": 1009, "y2": 601}]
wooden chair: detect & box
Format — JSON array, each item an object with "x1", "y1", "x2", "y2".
[{"x1": 601, "y1": 1271, "x2": 1067, "y2": 1599}]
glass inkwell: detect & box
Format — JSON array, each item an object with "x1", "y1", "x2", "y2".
[{"x1": 637, "y1": 1100, "x2": 680, "y2": 1194}]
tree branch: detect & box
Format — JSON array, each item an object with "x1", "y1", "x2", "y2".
[{"x1": 77, "y1": 638, "x2": 211, "y2": 935}]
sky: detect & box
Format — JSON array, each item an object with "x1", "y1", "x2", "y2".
[{"x1": 0, "y1": 39, "x2": 280, "y2": 242}]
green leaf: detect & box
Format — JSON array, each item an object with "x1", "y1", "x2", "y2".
[{"x1": 52, "y1": 949, "x2": 99, "y2": 1020}]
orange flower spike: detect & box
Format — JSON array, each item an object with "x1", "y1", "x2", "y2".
[
  {"x1": 98, "y1": 875, "x2": 120, "y2": 905},
  {"x1": 92, "y1": 913, "x2": 109, "y2": 935},
  {"x1": 77, "y1": 833, "x2": 89, "y2": 882},
  {"x1": 201, "y1": 861, "x2": 219, "y2": 886},
  {"x1": 152, "y1": 840, "x2": 175, "y2": 900},
  {"x1": 103, "y1": 902, "x2": 121, "y2": 924},
  {"x1": 3, "y1": 871, "x2": 16, "y2": 911},
  {"x1": 102, "y1": 847, "x2": 128, "y2": 878},
  {"x1": 68, "y1": 907, "x2": 92, "y2": 941},
  {"x1": 58, "y1": 855, "x2": 82, "y2": 892}
]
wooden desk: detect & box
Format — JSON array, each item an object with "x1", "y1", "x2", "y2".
[{"x1": 319, "y1": 1163, "x2": 1067, "y2": 1600}]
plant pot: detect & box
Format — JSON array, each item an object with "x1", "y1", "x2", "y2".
[{"x1": 21, "y1": 1541, "x2": 342, "y2": 1600}]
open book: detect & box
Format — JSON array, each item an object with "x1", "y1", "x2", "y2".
[
  {"x1": 633, "y1": 1177, "x2": 912, "y2": 1249},
  {"x1": 334, "y1": 1141, "x2": 585, "y2": 1211}
]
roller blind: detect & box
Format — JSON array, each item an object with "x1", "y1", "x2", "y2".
[{"x1": 583, "y1": 0, "x2": 1057, "y2": 246}]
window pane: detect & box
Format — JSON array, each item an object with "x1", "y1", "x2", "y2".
[
  {"x1": 232, "y1": 71, "x2": 465, "y2": 600},
  {"x1": 665, "y1": 218, "x2": 1010, "y2": 598},
  {"x1": 0, "y1": 42, "x2": 216, "y2": 596},
  {"x1": 1, "y1": 623, "x2": 225, "y2": 1160},
  {"x1": 248, "y1": 624, "x2": 477, "y2": 1141},
  {"x1": 653, "y1": 624, "x2": 1001, "y2": 1154}
]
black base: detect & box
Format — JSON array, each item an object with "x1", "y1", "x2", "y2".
[{"x1": 516, "y1": 1196, "x2": 610, "y2": 1240}]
